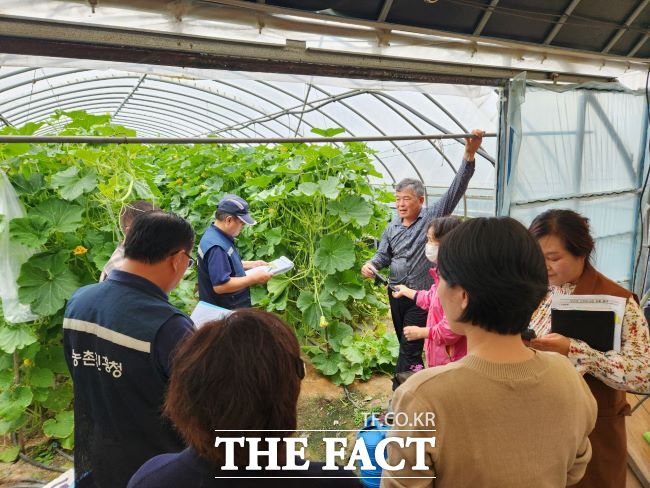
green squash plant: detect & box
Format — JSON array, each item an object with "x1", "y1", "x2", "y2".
[{"x1": 0, "y1": 113, "x2": 399, "y2": 460}]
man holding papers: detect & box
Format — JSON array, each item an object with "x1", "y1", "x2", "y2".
[{"x1": 197, "y1": 194, "x2": 273, "y2": 309}]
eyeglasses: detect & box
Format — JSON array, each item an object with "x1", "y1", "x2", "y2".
[
  {"x1": 183, "y1": 251, "x2": 195, "y2": 268},
  {"x1": 296, "y1": 358, "x2": 305, "y2": 380}
]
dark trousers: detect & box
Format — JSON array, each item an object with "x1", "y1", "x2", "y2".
[{"x1": 388, "y1": 293, "x2": 428, "y2": 390}]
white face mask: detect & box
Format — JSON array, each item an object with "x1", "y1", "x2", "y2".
[{"x1": 425, "y1": 243, "x2": 438, "y2": 263}]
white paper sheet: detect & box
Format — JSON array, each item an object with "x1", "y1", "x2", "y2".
[
  {"x1": 190, "y1": 301, "x2": 232, "y2": 328},
  {"x1": 245, "y1": 256, "x2": 294, "y2": 276}
]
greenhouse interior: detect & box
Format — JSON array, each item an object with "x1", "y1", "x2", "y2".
[{"x1": 0, "y1": 1, "x2": 649, "y2": 487}]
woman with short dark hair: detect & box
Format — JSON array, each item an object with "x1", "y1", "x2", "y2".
[
  {"x1": 128, "y1": 309, "x2": 360, "y2": 487},
  {"x1": 382, "y1": 217, "x2": 597, "y2": 488},
  {"x1": 529, "y1": 209, "x2": 650, "y2": 488}
]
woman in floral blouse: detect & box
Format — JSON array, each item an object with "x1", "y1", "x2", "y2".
[{"x1": 528, "y1": 209, "x2": 650, "y2": 488}]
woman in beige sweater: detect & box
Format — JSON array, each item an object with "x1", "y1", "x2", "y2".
[{"x1": 382, "y1": 217, "x2": 597, "y2": 488}]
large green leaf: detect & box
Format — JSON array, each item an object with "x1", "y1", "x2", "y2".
[
  {"x1": 341, "y1": 345, "x2": 365, "y2": 365},
  {"x1": 133, "y1": 178, "x2": 155, "y2": 199},
  {"x1": 317, "y1": 289, "x2": 337, "y2": 311},
  {"x1": 36, "y1": 345, "x2": 69, "y2": 375},
  {"x1": 327, "y1": 321, "x2": 354, "y2": 352},
  {"x1": 328, "y1": 196, "x2": 373, "y2": 227},
  {"x1": 9, "y1": 173, "x2": 45, "y2": 195},
  {"x1": 296, "y1": 290, "x2": 320, "y2": 329},
  {"x1": 3, "y1": 142, "x2": 29, "y2": 156},
  {"x1": 314, "y1": 235, "x2": 355, "y2": 275},
  {"x1": 35, "y1": 199, "x2": 83, "y2": 233},
  {"x1": 0, "y1": 386, "x2": 33, "y2": 421},
  {"x1": 0, "y1": 446, "x2": 20, "y2": 462},
  {"x1": 267, "y1": 275, "x2": 291, "y2": 296},
  {"x1": 294, "y1": 177, "x2": 340, "y2": 199},
  {"x1": 30, "y1": 367, "x2": 54, "y2": 388},
  {"x1": 41, "y1": 382, "x2": 73, "y2": 412},
  {"x1": 310, "y1": 127, "x2": 345, "y2": 137},
  {"x1": 11, "y1": 121, "x2": 44, "y2": 136},
  {"x1": 0, "y1": 352, "x2": 12, "y2": 370},
  {"x1": 333, "y1": 367, "x2": 357, "y2": 386},
  {"x1": 32, "y1": 387, "x2": 49, "y2": 403},
  {"x1": 9, "y1": 216, "x2": 51, "y2": 249},
  {"x1": 256, "y1": 227, "x2": 283, "y2": 257},
  {"x1": 331, "y1": 301, "x2": 352, "y2": 320},
  {"x1": 60, "y1": 433, "x2": 74, "y2": 450},
  {"x1": 318, "y1": 177, "x2": 340, "y2": 199},
  {"x1": 0, "y1": 413, "x2": 27, "y2": 435},
  {"x1": 324, "y1": 271, "x2": 366, "y2": 301},
  {"x1": 296, "y1": 182, "x2": 319, "y2": 196},
  {"x1": 43, "y1": 410, "x2": 74, "y2": 439},
  {"x1": 266, "y1": 275, "x2": 291, "y2": 312},
  {"x1": 250, "y1": 286, "x2": 268, "y2": 307},
  {"x1": 18, "y1": 252, "x2": 80, "y2": 316},
  {"x1": 244, "y1": 174, "x2": 275, "y2": 188},
  {"x1": 57, "y1": 110, "x2": 111, "y2": 131},
  {"x1": 90, "y1": 241, "x2": 117, "y2": 270},
  {"x1": 0, "y1": 323, "x2": 38, "y2": 354},
  {"x1": 50, "y1": 166, "x2": 98, "y2": 201},
  {"x1": 274, "y1": 157, "x2": 305, "y2": 174},
  {"x1": 20, "y1": 342, "x2": 41, "y2": 361},
  {"x1": 319, "y1": 145, "x2": 340, "y2": 159},
  {"x1": 310, "y1": 352, "x2": 341, "y2": 376},
  {"x1": 386, "y1": 335, "x2": 400, "y2": 357},
  {"x1": 0, "y1": 370, "x2": 13, "y2": 390}
]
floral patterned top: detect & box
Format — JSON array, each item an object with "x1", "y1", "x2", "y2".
[{"x1": 530, "y1": 283, "x2": 650, "y2": 393}]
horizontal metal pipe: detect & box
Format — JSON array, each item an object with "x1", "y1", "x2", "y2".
[
  {"x1": 511, "y1": 187, "x2": 641, "y2": 207},
  {"x1": 0, "y1": 132, "x2": 496, "y2": 145}
]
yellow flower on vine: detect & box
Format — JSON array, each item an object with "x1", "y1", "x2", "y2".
[
  {"x1": 73, "y1": 245, "x2": 88, "y2": 256},
  {"x1": 23, "y1": 358, "x2": 32, "y2": 367},
  {"x1": 319, "y1": 315, "x2": 329, "y2": 328}
]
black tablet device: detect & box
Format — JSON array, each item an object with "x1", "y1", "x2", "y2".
[{"x1": 550, "y1": 309, "x2": 616, "y2": 352}]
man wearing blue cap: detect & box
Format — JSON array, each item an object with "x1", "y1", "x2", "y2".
[{"x1": 197, "y1": 194, "x2": 273, "y2": 309}]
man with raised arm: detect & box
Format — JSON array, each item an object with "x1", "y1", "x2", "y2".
[{"x1": 361, "y1": 130, "x2": 484, "y2": 389}]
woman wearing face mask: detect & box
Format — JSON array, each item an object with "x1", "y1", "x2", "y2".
[
  {"x1": 528, "y1": 209, "x2": 650, "y2": 488},
  {"x1": 392, "y1": 216, "x2": 467, "y2": 368}
]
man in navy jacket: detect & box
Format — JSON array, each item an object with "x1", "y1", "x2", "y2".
[
  {"x1": 197, "y1": 194, "x2": 272, "y2": 309},
  {"x1": 64, "y1": 211, "x2": 196, "y2": 488}
]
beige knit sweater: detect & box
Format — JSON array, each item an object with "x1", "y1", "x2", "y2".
[{"x1": 381, "y1": 351, "x2": 597, "y2": 488}]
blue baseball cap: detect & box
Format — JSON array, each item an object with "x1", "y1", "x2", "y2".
[{"x1": 217, "y1": 194, "x2": 256, "y2": 225}]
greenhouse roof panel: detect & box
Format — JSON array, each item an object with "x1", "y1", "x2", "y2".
[
  {"x1": 0, "y1": 63, "x2": 497, "y2": 193},
  {"x1": 1, "y1": 0, "x2": 648, "y2": 88}
]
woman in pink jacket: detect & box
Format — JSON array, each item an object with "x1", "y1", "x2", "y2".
[{"x1": 392, "y1": 216, "x2": 467, "y2": 367}]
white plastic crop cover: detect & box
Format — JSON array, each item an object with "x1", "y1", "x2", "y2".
[{"x1": 0, "y1": 171, "x2": 39, "y2": 323}]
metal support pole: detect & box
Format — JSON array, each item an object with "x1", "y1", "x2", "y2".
[
  {"x1": 574, "y1": 92, "x2": 587, "y2": 194},
  {"x1": 0, "y1": 132, "x2": 497, "y2": 145}
]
